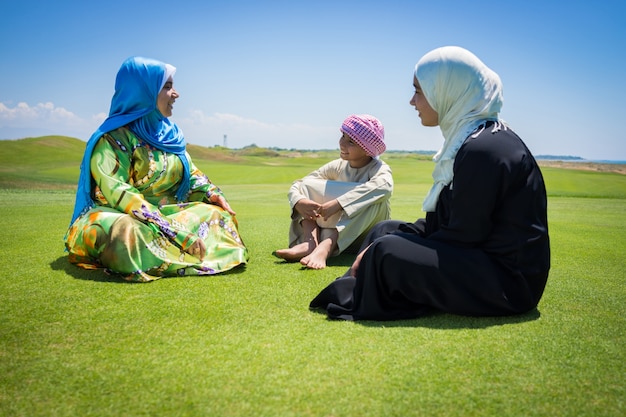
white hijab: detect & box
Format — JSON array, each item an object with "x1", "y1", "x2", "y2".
[{"x1": 415, "y1": 46, "x2": 504, "y2": 212}]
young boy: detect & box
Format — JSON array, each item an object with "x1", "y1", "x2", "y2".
[{"x1": 274, "y1": 114, "x2": 393, "y2": 269}]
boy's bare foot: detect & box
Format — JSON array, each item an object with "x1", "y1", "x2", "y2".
[
  {"x1": 300, "y1": 238, "x2": 336, "y2": 269},
  {"x1": 273, "y1": 242, "x2": 315, "y2": 262},
  {"x1": 300, "y1": 250, "x2": 328, "y2": 269}
]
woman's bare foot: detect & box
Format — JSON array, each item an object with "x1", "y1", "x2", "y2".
[{"x1": 274, "y1": 241, "x2": 315, "y2": 262}]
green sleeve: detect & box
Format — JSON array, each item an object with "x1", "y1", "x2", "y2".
[{"x1": 186, "y1": 155, "x2": 227, "y2": 203}]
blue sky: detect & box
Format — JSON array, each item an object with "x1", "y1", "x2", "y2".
[{"x1": 2, "y1": 0, "x2": 625, "y2": 160}]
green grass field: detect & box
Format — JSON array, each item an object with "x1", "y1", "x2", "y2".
[{"x1": 1, "y1": 136, "x2": 624, "y2": 417}]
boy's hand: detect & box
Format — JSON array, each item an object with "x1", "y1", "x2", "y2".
[
  {"x1": 318, "y1": 199, "x2": 341, "y2": 221},
  {"x1": 295, "y1": 199, "x2": 322, "y2": 220}
]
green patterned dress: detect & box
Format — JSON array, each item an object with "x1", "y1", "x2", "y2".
[{"x1": 64, "y1": 127, "x2": 249, "y2": 282}]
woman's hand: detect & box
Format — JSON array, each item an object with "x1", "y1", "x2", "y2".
[
  {"x1": 350, "y1": 243, "x2": 371, "y2": 277},
  {"x1": 318, "y1": 199, "x2": 342, "y2": 221},
  {"x1": 209, "y1": 193, "x2": 236, "y2": 216},
  {"x1": 294, "y1": 198, "x2": 322, "y2": 220},
  {"x1": 186, "y1": 238, "x2": 207, "y2": 261}
]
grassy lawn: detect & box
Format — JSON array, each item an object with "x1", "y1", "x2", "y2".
[{"x1": 0, "y1": 137, "x2": 624, "y2": 416}]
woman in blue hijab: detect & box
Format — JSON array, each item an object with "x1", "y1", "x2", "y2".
[{"x1": 65, "y1": 56, "x2": 249, "y2": 282}]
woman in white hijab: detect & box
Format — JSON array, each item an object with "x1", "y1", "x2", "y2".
[{"x1": 310, "y1": 46, "x2": 550, "y2": 321}]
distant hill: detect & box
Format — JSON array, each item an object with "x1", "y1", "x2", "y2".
[
  {"x1": 535, "y1": 155, "x2": 584, "y2": 161},
  {"x1": 4, "y1": 136, "x2": 592, "y2": 162},
  {"x1": 0, "y1": 135, "x2": 86, "y2": 189},
  {"x1": 0, "y1": 135, "x2": 86, "y2": 159},
  {"x1": 2, "y1": 136, "x2": 621, "y2": 191}
]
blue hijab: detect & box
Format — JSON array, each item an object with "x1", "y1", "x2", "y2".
[{"x1": 69, "y1": 56, "x2": 190, "y2": 225}]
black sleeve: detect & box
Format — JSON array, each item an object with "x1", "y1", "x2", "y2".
[{"x1": 427, "y1": 130, "x2": 522, "y2": 247}]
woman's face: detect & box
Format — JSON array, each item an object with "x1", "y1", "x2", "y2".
[
  {"x1": 157, "y1": 76, "x2": 179, "y2": 117},
  {"x1": 410, "y1": 76, "x2": 438, "y2": 127}
]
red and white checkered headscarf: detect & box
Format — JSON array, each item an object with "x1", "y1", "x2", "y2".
[{"x1": 340, "y1": 114, "x2": 386, "y2": 157}]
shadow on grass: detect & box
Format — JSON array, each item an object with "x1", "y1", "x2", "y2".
[
  {"x1": 271, "y1": 251, "x2": 355, "y2": 268},
  {"x1": 309, "y1": 306, "x2": 541, "y2": 329},
  {"x1": 50, "y1": 255, "x2": 247, "y2": 283},
  {"x1": 327, "y1": 252, "x2": 356, "y2": 267},
  {"x1": 50, "y1": 255, "x2": 125, "y2": 283},
  {"x1": 361, "y1": 309, "x2": 542, "y2": 329}
]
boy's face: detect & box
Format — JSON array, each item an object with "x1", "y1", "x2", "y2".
[{"x1": 339, "y1": 133, "x2": 370, "y2": 167}]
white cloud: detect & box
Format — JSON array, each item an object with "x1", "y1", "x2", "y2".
[
  {"x1": 0, "y1": 101, "x2": 97, "y2": 139},
  {"x1": 1, "y1": 102, "x2": 78, "y2": 125},
  {"x1": 0, "y1": 102, "x2": 339, "y2": 148},
  {"x1": 178, "y1": 110, "x2": 337, "y2": 149},
  {"x1": 92, "y1": 112, "x2": 107, "y2": 126},
  {"x1": 0, "y1": 103, "x2": 434, "y2": 153}
]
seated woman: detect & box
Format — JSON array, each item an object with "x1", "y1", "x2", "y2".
[
  {"x1": 310, "y1": 46, "x2": 550, "y2": 320},
  {"x1": 65, "y1": 56, "x2": 249, "y2": 282},
  {"x1": 274, "y1": 114, "x2": 393, "y2": 269}
]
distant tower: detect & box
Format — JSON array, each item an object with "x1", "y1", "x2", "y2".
[{"x1": 223, "y1": 134, "x2": 228, "y2": 148}]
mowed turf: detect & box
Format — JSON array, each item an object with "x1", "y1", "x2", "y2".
[{"x1": 0, "y1": 137, "x2": 624, "y2": 417}]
